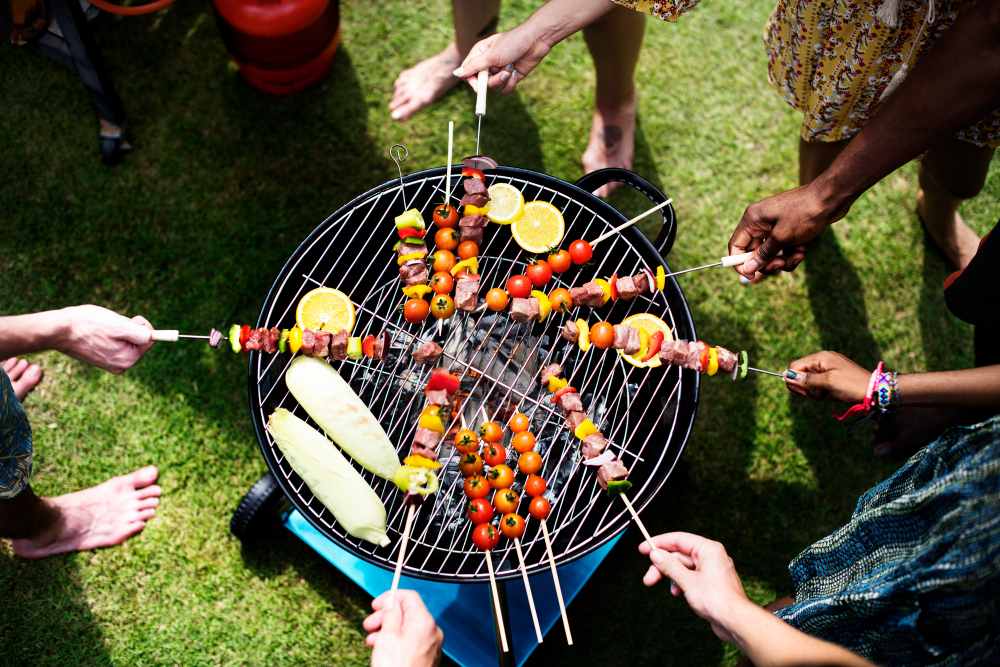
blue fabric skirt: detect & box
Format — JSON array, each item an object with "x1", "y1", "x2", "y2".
[{"x1": 0, "y1": 369, "x2": 33, "y2": 499}]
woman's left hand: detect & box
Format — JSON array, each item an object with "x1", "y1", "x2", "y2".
[{"x1": 785, "y1": 351, "x2": 870, "y2": 403}]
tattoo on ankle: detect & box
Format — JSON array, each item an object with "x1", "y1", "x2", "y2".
[
  {"x1": 478, "y1": 15, "x2": 499, "y2": 38},
  {"x1": 603, "y1": 126, "x2": 623, "y2": 150}
]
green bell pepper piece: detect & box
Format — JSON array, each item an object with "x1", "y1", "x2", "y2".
[
  {"x1": 605, "y1": 479, "x2": 633, "y2": 495},
  {"x1": 228, "y1": 324, "x2": 241, "y2": 353}
]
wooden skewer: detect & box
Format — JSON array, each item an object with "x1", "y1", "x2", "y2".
[
  {"x1": 590, "y1": 199, "x2": 673, "y2": 247},
  {"x1": 619, "y1": 493, "x2": 657, "y2": 553},
  {"x1": 388, "y1": 504, "x2": 418, "y2": 605},
  {"x1": 446, "y1": 120, "x2": 455, "y2": 204},
  {"x1": 540, "y1": 519, "x2": 573, "y2": 645},
  {"x1": 513, "y1": 537, "x2": 544, "y2": 644},
  {"x1": 484, "y1": 550, "x2": 510, "y2": 654}
]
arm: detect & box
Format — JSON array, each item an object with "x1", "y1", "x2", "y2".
[
  {"x1": 731, "y1": 0, "x2": 1000, "y2": 278},
  {"x1": 640, "y1": 533, "x2": 874, "y2": 667}
]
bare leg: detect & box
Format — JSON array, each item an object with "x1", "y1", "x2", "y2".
[
  {"x1": 389, "y1": 1, "x2": 501, "y2": 121},
  {"x1": 3, "y1": 466, "x2": 161, "y2": 559},
  {"x1": 581, "y1": 7, "x2": 646, "y2": 197},
  {"x1": 2, "y1": 358, "x2": 43, "y2": 403},
  {"x1": 798, "y1": 137, "x2": 849, "y2": 186},
  {"x1": 917, "y1": 138, "x2": 992, "y2": 269}
]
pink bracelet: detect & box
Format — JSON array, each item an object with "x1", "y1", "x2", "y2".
[{"x1": 834, "y1": 362, "x2": 883, "y2": 421}]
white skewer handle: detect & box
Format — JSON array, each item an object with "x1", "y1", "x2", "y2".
[
  {"x1": 720, "y1": 251, "x2": 753, "y2": 267},
  {"x1": 484, "y1": 550, "x2": 510, "y2": 653},
  {"x1": 541, "y1": 520, "x2": 573, "y2": 645},
  {"x1": 388, "y1": 504, "x2": 417, "y2": 605},
  {"x1": 446, "y1": 121, "x2": 454, "y2": 202},
  {"x1": 591, "y1": 199, "x2": 673, "y2": 247},
  {"x1": 514, "y1": 538, "x2": 544, "y2": 644},
  {"x1": 151, "y1": 329, "x2": 179, "y2": 342},
  {"x1": 475, "y1": 70, "x2": 488, "y2": 116}
]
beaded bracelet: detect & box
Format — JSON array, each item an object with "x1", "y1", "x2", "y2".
[{"x1": 874, "y1": 368, "x2": 900, "y2": 413}]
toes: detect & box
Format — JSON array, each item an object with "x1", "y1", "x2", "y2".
[
  {"x1": 137, "y1": 496, "x2": 160, "y2": 511},
  {"x1": 20, "y1": 364, "x2": 43, "y2": 389},
  {"x1": 8, "y1": 359, "x2": 28, "y2": 381},
  {"x1": 136, "y1": 484, "x2": 162, "y2": 500},
  {"x1": 125, "y1": 465, "x2": 159, "y2": 489},
  {"x1": 132, "y1": 508, "x2": 157, "y2": 522},
  {"x1": 2, "y1": 358, "x2": 17, "y2": 373}
]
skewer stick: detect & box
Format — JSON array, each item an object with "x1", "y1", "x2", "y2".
[
  {"x1": 484, "y1": 550, "x2": 510, "y2": 654},
  {"x1": 619, "y1": 493, "x2": 657, "y2": 553},
  {"x1": 475, "y1": 70, "x2": 488, "y2": 155},
  {"x1": 388, "y1": 504, "x2": 417, "y2": 605},
  {"x1": 662, "y1": 252, "x2": 754, "y2": 279},
  {"x1": 540, "y1": 519, "x2": 573, "y2": 645},
  {"x1": 446, "y1": 121, "x2": 455, "y2": 204},
  {"x1": 748, "y1": 366, "x2": 794, "y2": 379},
  {"x1": 513, "y1": 538, "x2": 544, "y2": 644},
  {"x1": 151, "y1": 330, "x2": 212, "y2": 342},
  {"x1": 590, "y1": 199, "x2": 672, "y2": 247}
]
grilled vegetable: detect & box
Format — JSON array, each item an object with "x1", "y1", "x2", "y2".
[
  {"x1": 605, "y1": 479, "x2": 633, "y2": 495},
  {"x1": 403, "y1": 454, "x2": 442, "y2": 469},
  {"x1": 574, "y1": 418, "x2": 598, "y2": 440},
  {"x1": 392, "y1": 465, "x2": 439, "y2": 496},
  {"x1": 468, "y1": 498, "x2": 494, "y2": 524},
  {"x1": 278, "y1": 329, "x2": 290, "y2": 353},
  {"x1": 546, "y1": 375, "x2": 568, "y2": 393},
  {"x1": 228, "y1": 324, "x2": 242, "y2": 353},
  {"x1": 568, "y1": 239, "x2": 593, "y2": 264},
  {"x1": 289, "y1": 326, "x2": 303, "y2": 354},
  {"x1": 577, "y1": 319, "x2": 591, "y2": 352},
  {"x1": 267, "y1": 409, "x2": 389, "y2": 546},
  {"x1": 707, "y1": 347, "x2": 719, "y2": 376},
  {"x1": 418, "y1": 405, "x2": 446, "y2": 433},
  {"x1": 346, "y1": 337, "x2": 363, "y2": 359},
  {"x1": 500, "y1": 513, "x2": 526, "y2": 539},
  {"x1": 402, "y1": 284, "x2": 433, "y2": 299},
  {"x1": 397, "y1": 251, "x2": 426, "y2": 266},
  {"x1": 494, "y1": 488, "x2": 519, "y2": 514},
  {"x1": 450, "y1": 257, "x2": 478, "y2": 276},
  {"x1": 656, "y1": 265, "x2": 666, "y2": 290},
  {"x1": 427, "y1": 369, "x2": 460, "y2": 394},
  {"x1": 362, "y1": 335, "x2": 376, "y2": 358},
  {"x1": 472, "y1": 523, "x2": 500, "y2": 551},
  {"x1": 532, "y1": 290, "x2": 551, "y2": 322},
  {"x1": 394, "y1": 209, "x2": 425, "y2": 231},
  {"x1": 285, "y1": 356, "x2": 401, "y2": 480},
  {"x1": 642, "y1": 331, "x2": 664, "y2": 362},
  {"x1": 432, "y1": 204, "x2": 459, "y2": 228}
]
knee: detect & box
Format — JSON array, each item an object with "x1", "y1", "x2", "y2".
[{"x1": 920, "y1": 157, "x2": 990, "y2": 200}]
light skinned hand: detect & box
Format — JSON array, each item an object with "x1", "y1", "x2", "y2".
[
  {"x1": 364, "y1": 590, "x2": 442, "y2": 667},
  {"x1": 59, "y1": 305, "x2": 153, "y2": 374},
  {"x1": 639, "y1": 532, "x2": 751, "y2": 643},
  {"x1": 452, "y1": 26, "x2": 551, "y2": 95},
  {"x1": 784, "y1": 351, "x2": 871, "y2": 403},
  {"x1": 729, "y1": 181, "x2": 851, "y2": 282}
]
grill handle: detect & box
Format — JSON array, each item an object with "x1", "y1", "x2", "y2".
[{"x1": 574, "y1": 168, "x2": 677, "y2": 257}]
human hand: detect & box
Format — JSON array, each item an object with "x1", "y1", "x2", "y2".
[
  {"x1": 729, "y1": 181, "x2": 851, "y2": 282},
  {"x1": 58, "y1": 305, "x2": 153, "y2": 374},
  {"x1": 784, "y1": 351, "x2": 871, "y2": 403},
  {"x1": 639, "y1": 532, "x2": 751, "y2": 643},
  {"x1": 453, "y1": 24, "x2": 552, "y2": 95},
  {"x1": 364, "y1": 590, "x2": 443, "y2": 667}
]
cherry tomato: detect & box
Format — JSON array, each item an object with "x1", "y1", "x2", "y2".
[
  {"x1": 467, "y1": 497, "x2": 493, "y2": 524},
  {"x1": 462, "y1": 167, "x2": 486, "y2": 182},
  {"x1": 432, "y1": 203, "x2": 459, "y2": 228},
  {"x1": 590, "y1": 321, "x2": 615, "y2": 349},
  {"x1": 569, "y1": 239, "x2": 593, "y2": 264},
  {"x1": 494, "y1": 488, "x2": 520, "y2": 514},
  {"x1": 403, "y1": 298, "x2": 429, "y2": 323},
  {"x1": 485, "y1": 288, "x2": 509, "y2": 312},
  {"x1": 483, "y1": 443, "x2": 507, "y2": 467},
  {"x1": 472, "y1": 522, "x2": 500, "y2": 551},
  {"x1": 430, "y1": 271, "x2": 454, "y2": 294},
  {"x1": 508, "y1": 412, "x2": 530, "y2": 433},
  {"x1": 431, "y1": 294, "x2": 456, "y2": 319},
  {"x1": 488, "y1": 464, "x2": 515, "y2": 489},
  {"x1": 506, "y1": 274, "x2": 532, "y2": 298},
  {"x1": 548, "y1": 287, "x2": 573, "y2": 313},
  {"x1": 529, "y1": 496, "x2": 551, "y2": 520},
  {"x1": 434, "y1": 227, "x2": 459, "y2": 251},
  {"x1": 526, "y1": 260, "x2": 552, "y2": 287},
  {"x1": 500, "y1": 513, "x2": 526, "y2": 540},
  {"x1": 518, "y1": 450, "x2": 542, "y2": 475},
  {"x1": 464, "y1": 474, "x2": 490, "y2": 499},
  {"x1": 239, "y1": 324, "x2": 251, "y2": 348},
  {"x1": 433, "y1": 250, "x2": 456, "y2": 273},
  {"x1": 454, "y1": 428, "x2": 479, "y2": 454},
  {"x1": 459, "y1": 452, "x2": 484, "y2": 477},
  {"x1": 457, "y1": 240, "x2": 479, "y2": 260},
  {"x1": 524, "y1": 474, "x2": 547, "y2": 497},
  {"x1": 511, "y1": 431, "x2": 536, "y2": 454},
  {"x1": 479, "y1": 421, "x2": 503, "y2": 443},
  {"x1": 547, "y1": 249, "x2": 572, "y2": 273}
]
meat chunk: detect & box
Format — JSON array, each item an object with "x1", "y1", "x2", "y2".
[
  {"x1": 413, "y1": 341, "x2": 443, "y2": 365},
  {"x1": 399, "y1": 259, "x2": 429, "y2": 286},
  {"x1": 455, "y1": 275, "x2": 480, "y2": 311},
  {"x1": 540, "y1": 364, "x2": 563, "y2": 386},
  {"x1": 459, "y1": 215, "x2": 488, "y2": 244},
  {"x1": 613, "y1": 325, "x2": 633, "y2": 350},
  {"x1": 616, "y1": 276, "x2": 639, "y2": 301},
  {"x1": 658, "y1": 340, "x2": 686, "y2": 366},
  {"x1": 397, "y1": 243, "x2": 427, "y2": 260},
  {"x1": 328, "y1": 330, "x2": 348, "y2": 360},
  {"x1": 424, "y1": 388, "x2": 450, "y2": 406},
  {"x1": 596, "y1": 458, "x2": 629, "y2": 491},
  {"x1": 409, "y1": 444, "x2": 439, "y2": 461},
  {"x1": 412, "y1": 427, "x2": 441, "y2": 451},
  {"x1": 557, "y1": 390, "x2": 584, "y2": 414},
  {"x1": 311, "y1": 331, "x2": 332, "y2": 358},
  {"x1": 565, "y1": 411, "x2": 588, "y2": 432},
  {"x1": 371, "y1": 331, "x2": 389, "y2": 361},
  {"x1": 459, "y1": 193, "x2": 489, "y2": 209},
  {"x1": 462, "y1": 155, "x2": 498, "y2": 171},
  {"x1": 260, "y1": 327, "x2": 278, "y2": 354},
  {"x1": 299, "y1": 329, "x2": 316, "y2": 355},
  {"x1": 510, "y1": 297, "x2": 539, "y2": 323},
  {"x1": 244, "y1": 327, "x2": 264, "y2": 351},
  {"x1": 561, "y1": 320, "x2": 579, "y2": 343},
  {"x1": 463, "y1": 178, "x2": 487, "y2": 196},
  {"x1": 625, "y1": 327, "x2": 641, "y2": 355},
  {"x1": 686, "y1": 341, "x2": 706, "y2": 371},
  {"x1": 570, "y1": 281, "x2": 605, "y2": 307},
  {"x1": 716, "y1": 346, "x2": 739, "y2": 374},
  {"x1": 581, "y1": 433, "x2": 609, "y2": 459},
  {"x1": 632, "y1": 271, "x2": 650, "y2": 294}
]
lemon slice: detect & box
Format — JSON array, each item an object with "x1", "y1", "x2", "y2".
[
  {"x1": 296, "y1": 287, "x2": 356, "y2": 333},
  {"x1": 511, "y1": 201, "x2": 565, "y2": 253},
  {"x1": 486, "y1": 183, "x2": 524, "y2": 225},
  {"x1": 618, "y1": 313, "x2": 673, "y2": 369}
]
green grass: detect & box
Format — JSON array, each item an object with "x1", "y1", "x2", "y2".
[{"x1": 1, "y1": 1, "x2": 998, "y2": 665}]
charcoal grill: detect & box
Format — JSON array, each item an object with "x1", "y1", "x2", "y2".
[{"x1": 247, "y1": 165, "x2": 699, "y2": 584}]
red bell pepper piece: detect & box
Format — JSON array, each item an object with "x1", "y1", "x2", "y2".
[
  {"x1": 239, "y1": 325, "x2": 251, "y2": 349},
  {"x1": 642, "y1": 331, "x2": 664, "y2": 362},
  {"x1": 550, "y1": 386, "x2": 578, "y2": 404},
  {"x1": 426, "y1": 369, "x2": 461, "y2": 394},
  {"x1": 362, "y1": 335, "x2": 376, "y2": 358},
  {"x1": 398, "y1": 228, "x2": 426, "y2": 240},
  {"x1": 609, "y1": 274, "x2": 618, "y2": 301},
  {"x1": 698, "y1": 341, "x2": 710, "y2": 373},
  {"x1": 461, "y1": 167, "x2": 485, "y2": 181}
]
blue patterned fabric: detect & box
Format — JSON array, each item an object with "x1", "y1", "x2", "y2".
[
  {"x1": 776, "y1": 415, "x2": 1000, "y2": 665},
  {"x1": 0, "y1": 369, "x2": 33, "y2": 499}
]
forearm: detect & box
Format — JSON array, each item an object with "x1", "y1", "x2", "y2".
[
  {"x1": 0, "y1": 310, "x2": 69, "y2": 358},
  {"x1": 522, "y1": 0, "x2": 616, "y2": 49},
  {"x1": 814, "y1": 0, "x2": 1000, "y2": 210},
  {"x1": 724, "y1": 601, "x2": 874, "y2": 667},
  {"x1": 898, "y1": 366, "x2": 1000, "y2": 410}
]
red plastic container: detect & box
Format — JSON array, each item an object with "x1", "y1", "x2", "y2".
[{"x1": 213, "y1": 0, "x2": 340, "y2": 95}]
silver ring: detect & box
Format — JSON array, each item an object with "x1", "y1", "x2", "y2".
[{"x1": 503, "y1": 63, "x2": 523, "y2": 78}]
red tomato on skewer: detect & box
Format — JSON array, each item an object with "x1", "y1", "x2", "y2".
[
  {"x1": 529, "y1": 496, "x2": 551, "y2": 520},
  {"x1": 508, "y1": 412, "x2": 530, "y2": 433},
  {"x1": 500, "y1": 513, "x2": 526, "y2": 539},
  {"x1": 524, "y1": 475, "x2": 547, "y2": 497},
  {"x1": 430, "y1": 271, "x2": 454, "y2": 294},
  {"x1": 526, "y1": 260, "x2": 552, "y2": 287},
  {"x1": 472, "y1": 523, "x2": 500, "y2": 551},
  {"x1": 547, "y1": 249, "x2": 572, "y2": 273},
  {"x1": 403, "y1": 298, "x2": 429, "y2": 323},
  {"x1": 467, "y1": 498, "x2": 493, "y2": 524},
  {"x1": 432, "y1": 203, "x2": 459, "y2": 228},
  {"x1": 479, "y1": 421, "x2": 503, "y2": 443},
  {"x1": 518, "y1": 450, "x2": 542, "y2": 475},
  {"x1": 485, "y1": 288, "x2": 509, "y2": 312},
  {"x1": 494, "y1": 488, "x2": 520, "y2": 514},
  {"x1": 464, "y1": 475, "x2": 490, "y2": 499},
  {"x1": 483, "y1": 443, "x2": 507, "y2": 467},
  {"x1": 434, "y1": 228, "x2": 459, "y2": 251},
  {"x1": 488, "y1": 464, "x2": 514, "y2": 489},
  {"x1": 568, "y1": 239, "x2": 593, "y2": 265},
  {"x1": 506, "y1": 275, "x2": 532, "y2": 298}
]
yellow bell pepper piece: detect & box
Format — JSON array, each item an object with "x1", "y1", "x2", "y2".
[
  {"x1": 403, "y1": 454, "x2": 442, "y2": 470},
  {"x1": 635, "y1": 329, "x2": 649, "y2": 360},
  {"x1": 418, "y1": 405, "x2": 446, "y2": 433},
  {"x1": 656, "y1": 265, "x2": 666, "y2": 291},
  {"x1": 531, "y1": 290, "x2": 551, "y2": 322},
  {"x1": 402, "y1": 284, "x2": 433, "y2": 299},
  {"x1": 397, "y1": 252, "x2": 426, "y2": 266},
  {"x1": 576, "y1": 319, "x2": 591, "y2": 352},
  {"x1": 450, "y1": 257, "x2": 479, "y2": 276},
  {"x1": 547, "y1": 375, "x2": 568, "y2": 393},
  {"x1": 707, "y1": 347, "x2": 719, "y2": 376},
  {"x1": 594, "y1": 278, "x2": 611, "y2": 305},
  {"x1": 288, "y1": 326, "x2": 303, "y2": 354},
  {"x1": 574, "y1": 418, "x2": 598, "y2": 440},
  {"x1": 464, "y1": 204, "x2": 489, "y2": 217}
]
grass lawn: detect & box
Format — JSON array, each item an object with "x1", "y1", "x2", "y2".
[{"x1": 2, "y1": 1, "x2": 997, "y2": 665}]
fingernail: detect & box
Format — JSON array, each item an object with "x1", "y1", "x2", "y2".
[
  {"x1": 452, "y1": 68, "x2": 463, "y2": 78},
  {"x1": 743, "y1": 259, "x2": 760, "y2": 274},
  {"x1": 738, "y1": 275, "x2": 751, "y2": 286},
  {"x1": 497, "y1": 70, "x2": 510, "y2": 82},
  {"x1": 650, "y1": 550, "x2": 665, "y2": 564},
  {"x1": 784, "y1": 370, "x2": 798, "y2": 380}
]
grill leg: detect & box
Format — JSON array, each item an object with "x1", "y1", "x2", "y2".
[{"x1": 492, "y1": 581, "x2": 515, "y2": 667}]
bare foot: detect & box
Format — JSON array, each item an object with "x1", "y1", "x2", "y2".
[
  {"x1": 390, "y1": 43, "x2": 464, "y2": 122},
  {"x1": 2, "y1": 357, "x2": 43, "y2": 403},
  {"x1": 916, "y1": 189, "x2": 981, "y2": 269},
  {"x1": 12, "y1": 466, "x2": 161, "y2": 559},
  {"x1": 582, "y1": 94, "x2": 638, "y2": 198}
]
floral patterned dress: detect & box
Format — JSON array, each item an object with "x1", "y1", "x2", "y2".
[
  {"x1": 613, "y1": 0, "x2": 1000, "y2": 146},
  {"x1": 0, "y1": 368, "x2": 33, "y2": 499}
]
